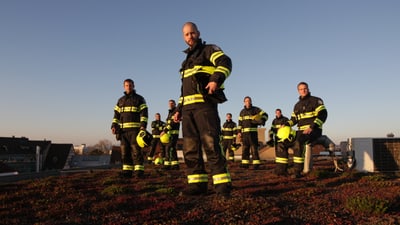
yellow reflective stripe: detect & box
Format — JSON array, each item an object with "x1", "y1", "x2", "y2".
[
  {"x1": 242, "y1": 128, "x2": 258, "y2": 132},
  {"x1": 212, "y1": 173, "x2": 231, "y2": 185},
  {"x1": 210, "y1": 51, "x2": 224, "y2": 64},
  {"x1": 147, "y1": 156, "x2": 154, "y2": 161},
  {"x1": 164, "y1": 161, "x2": 171, "y2": 166},
  {"x1": 112, "y1": 118, "x2": 119, "y2": 124},
  {"x1": 139, "y1": 103, "x2": 147, "y2": 111},
  {"x1": 140, "y1": 117, "x2": 148, "y2": 123},
  {"x1": 121, "y1": 122, "x2": 141, "y2": 128},
  {"x1": 178, "y1": 97, "x2": 183, "y2": 104},
  {"x1": 293, "y1": 156, "x2": 304, "y2": 163},
  {"x1": 241, "y1": 159, "x2": 250, "y2": 164},
  {"x1": 122, "y1": 164, "x2": 134, "y2": 171},
  {"x1": 134, "y1": 165, "x2": 144, "y2": 171},
  {"x1": 214, "y1": 66, "x2": 230, "y2": 78},
  {"x1": 222, "y1": 127, "x2": 235, "y2": 131},
  {"x1": 171, "y1": 161, "x2": 179, "y2": 166},
  {"x1": 170, "y1": 130, "x2": 179, "y2": 134},
  {"x1": 120, "y1": 106, "x2": 139, "y2": 112},
  {"x1": 183, "y1": 94, "x2": 205, "y2": 105},
  {"x1": 314, "y1": 118, "x2": 324, "y2": 128},
  {"x1": 114, "y1": 105, "x2": 121, "y2": 113},
  {"x1": 299, "y1": 125, "x2": 311, "y2": 131},
  {"x1": 275, "y1": 157, "x2": 289, "y2": 164},
  {"x1": 187, "y1": 174, "x2": 208, "y2": 184},
  {"x1": 252, "y1": 160, "x2": 261, "y2": 165},
  {"x1": 298, "y1": 111, "x2": 317, "y2": 119},
  {"x1": 240, "y1": 115, "x2": 254, "y2": 120},
  {"x1": 222, "y1": 136, "x2": 234, "y2": 139},
  {"x1": 153, "y1": 135, "x2": 160, "y2": 138},
  {"x1": 315, "y1": 105, "x2": 326, "y2": 113}
]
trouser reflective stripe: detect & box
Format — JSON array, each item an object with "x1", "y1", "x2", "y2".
[
  {"x1": 241, "y1": 159, "x2": 250, "y2": 164},
  {"x1": 187, "y1": 174, "x2": 208, "y2": 184},
  {"x1": 252, "y1": 159, "x2": 261, "y2": 165},
  {"x1": 171, "y1": 161, "x2": 179, "y2": 166},
  {"x1": 123, "y1": 164, "x2": 134, "y2": 171},
  {"x1": 134, "y1": 165, "x2": 144, "y2": 171},
  {"x1": 275, "y1": 157, "x2": 289, "y2": 164},
  {"x1": 293, "y1": 156, "x2": 304, "y2": 164},
  {"x1": 212, "y1": 173, "x2": 231, "y2": 185}
]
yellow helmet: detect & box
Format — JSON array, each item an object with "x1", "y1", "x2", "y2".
[
  {"x1": 136, "y1": 130, "x2": 153, "y2": 148},
  {"x1": 160, "y1": 133, "x2": 171, "y2": 144},
  {"x1": 277, "y1": 126, "x2": 296, "y2": 143}
]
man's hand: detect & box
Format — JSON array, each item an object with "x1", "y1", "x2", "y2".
[
  {"x1": 205, "y1": 81, "x2": 218, "y2": 94},
  {"x1": 173, "y1": 112, "x2": 181, "y2": 123},
  {"x1": 303, "y1": 127, "x2": 312, "y2": 135}
]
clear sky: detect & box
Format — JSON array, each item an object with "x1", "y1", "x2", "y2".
[{"x1": 1, "y1": 0, "x2": 399, "y2": 146}]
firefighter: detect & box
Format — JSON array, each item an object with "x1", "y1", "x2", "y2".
[
  {"x1": 285, "y1": 81, "x2": 328, "y2": 178},
  {"x1": 147, "y1": 113, "x2": 166, "y2": 164},
  {"x1": 274, "y1": 126, "x2": 296, "y2": 176},
  {"x1": 173, "y1": 22, "x2": 232, "y2": 197},
  {"x1": 221, "y1": 113, "x2": 237, "y2": 162},
  {"x1": 267, "y1": 109, "x2": 289, "y2": 147},
  {"x1": 161, "y1": 99, "x2": 181, "y2": 170},
  {"x1": 111, "y1": 79, "x2": 149, "y2": 178},
  {"x1": 237, "y1": 96, "x2": 268, "y2": 169}
]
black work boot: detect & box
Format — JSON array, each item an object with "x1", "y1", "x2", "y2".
[
  {"x1": 215, "y1": 183, "x2": 232, "y2": 199},
  {"x1": 182, "y1": 183, "x2": 208, "y2": 196}
]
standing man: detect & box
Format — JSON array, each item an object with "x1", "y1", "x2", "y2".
[
  {"x1": 285, "y1": 81, "x2": 328, "y2": 178},
  {"x1": 111, "y1": 79, "x2": 149, "y2": 178},
  {"x1": 267, "y1": 109, "x2": 289, "y2": 147},
  {"x1": 161, "y1": 99, "x2": 181, "y2": 170},
  {"x1": 237, "y1": 96, "x2": 268, "y2": 169},
  {"x1": 221, "y1": 113, "x2": 237, "y2": 162},
  {"x1": 173, "y1": 22, "x2": 232, "y2": 197},
  {"x1": 147, "y1": 113, "x2": 166, "y2": 164}
]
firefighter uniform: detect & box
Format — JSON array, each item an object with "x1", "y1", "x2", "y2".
[
  {"x1": 178, "y1": 38, "x2": 232, "y2": 196},
  {"x1": 221, "y1": 119, "x2": 237, "y2": 162},
  {"x1": 238, "y1": 105, "x2": 268, "y2": 169},
  {"x1": 286, "y1": 92, "x2": 327, "y2": 177},
  {"x1": 270, "y1": 114, "x2": 290, "y2": 175},
  {"x1": 163, "y1": 105, "x2": 180, "y2": 170},
  {"x1": 111, "y1": 90, "x2": 148, "y2": 178},
  {"x1": 147, "y1": 119, "x2": 166, "y2": 163}
]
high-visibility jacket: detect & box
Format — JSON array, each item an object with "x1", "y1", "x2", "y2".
[
  {"x1": 286, "y1": 93, "x2": 327, "y2": 131},
  {"x1": 164, "y1": 107, "x2": 180, "y2": 135},
  {"x1": 151, "y1": 120, "x2": 166, "y2": 138},
  {"x1": 221, "y1": 119, "x2": 237, "y2": 141},
  {"x1": 177, "y1": 39, "x2": 232, "y2": 109},
  {"x1": 238, "y1": 105, "x2": 268, "y2": 133},
  {"x1": 111, "y1": 90, "x2": 148, "y2": 132}
]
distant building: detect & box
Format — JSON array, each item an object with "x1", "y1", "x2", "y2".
[{"x1": 0, "y1": 136, "x2": 74, "y2": 174}]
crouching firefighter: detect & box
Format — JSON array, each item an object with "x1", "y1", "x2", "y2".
[
  {"x1": 111, "y1": 78, "x2": 150, "y2": 178},
  {"x1": 274, "y1": 126, "x2": 296, "y2": 176}
]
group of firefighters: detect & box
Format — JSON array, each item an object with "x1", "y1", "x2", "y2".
[{"x1": 111, "y1": 21, "x2": 327, "y2": 198}]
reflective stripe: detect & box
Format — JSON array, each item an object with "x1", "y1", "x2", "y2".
[
  {"x1": 123, "y1": 164, "x2": 134, "y2": 171},
  {"x1": 121, "y1": 122, "x2": 141, "y2": 128},
  {"x1": 153, "y1": 135, "x2": 160, "y2": 138},
  {"x1": 241, "y1": 159, "x2": 250, "y2": 164},
  {"x1": 293, "y1": 156, "x2": 304, "y2": 164},
  {"x1": 171, "y1": 161, "x2": 179, "y2": 166},
  {"x1": 134, "y1": 165, "x2": 144, "y2": 171},
  {"x1": 222, "y1": 136, "x2": 234, "y2": 139},
  {"x1": 252, "y1": 160, "x2": 261, "y2": 165},
  {"x1": 212, "y1": 173, "x2": 231, "y2": 185},
  {"x1": 164, "y1": 161, "x2": 172, "y2": 166},
  {"x1": 242, "y1": 128, "x2": 258, "y2": 132},
  {"x1": 183, "y1": 94, "x2": 205, "y2": 105},
  {"x1": 275, "y1": 157, "x2": 289, "y2": 164},
  {"x1": 169, "y1": 130, "x2": 179, "y2": 134},
  {"x1": 187, "y1": 174, "x2": 208, "y2": 184}
]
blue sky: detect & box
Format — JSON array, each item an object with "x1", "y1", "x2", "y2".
[{"x1": 1, "y1": 0, "x2": 399, "y2": 146}]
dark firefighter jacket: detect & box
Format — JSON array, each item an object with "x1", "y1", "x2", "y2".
[
  {"x1": 164, "y1": 107, "x2": 180, "y2": 135},
  {"x1": 238, "y1": 106, "x2": 268, "y2": 133},
  {"x1": 286, "y1": 93, "x2": 327, "y2": 131},
  {"x1": 151, "y1": 120, "x2": 166, "y2": 138},
  {"x1": 222, "y1": 119, "x2": 237, "y2": 141},
  {"x1": 111, "y1": 90, "x2": 148, "y2": 132},
  {"x1": 177, "y1": 39, "x2": 232, "y2": 110}
]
